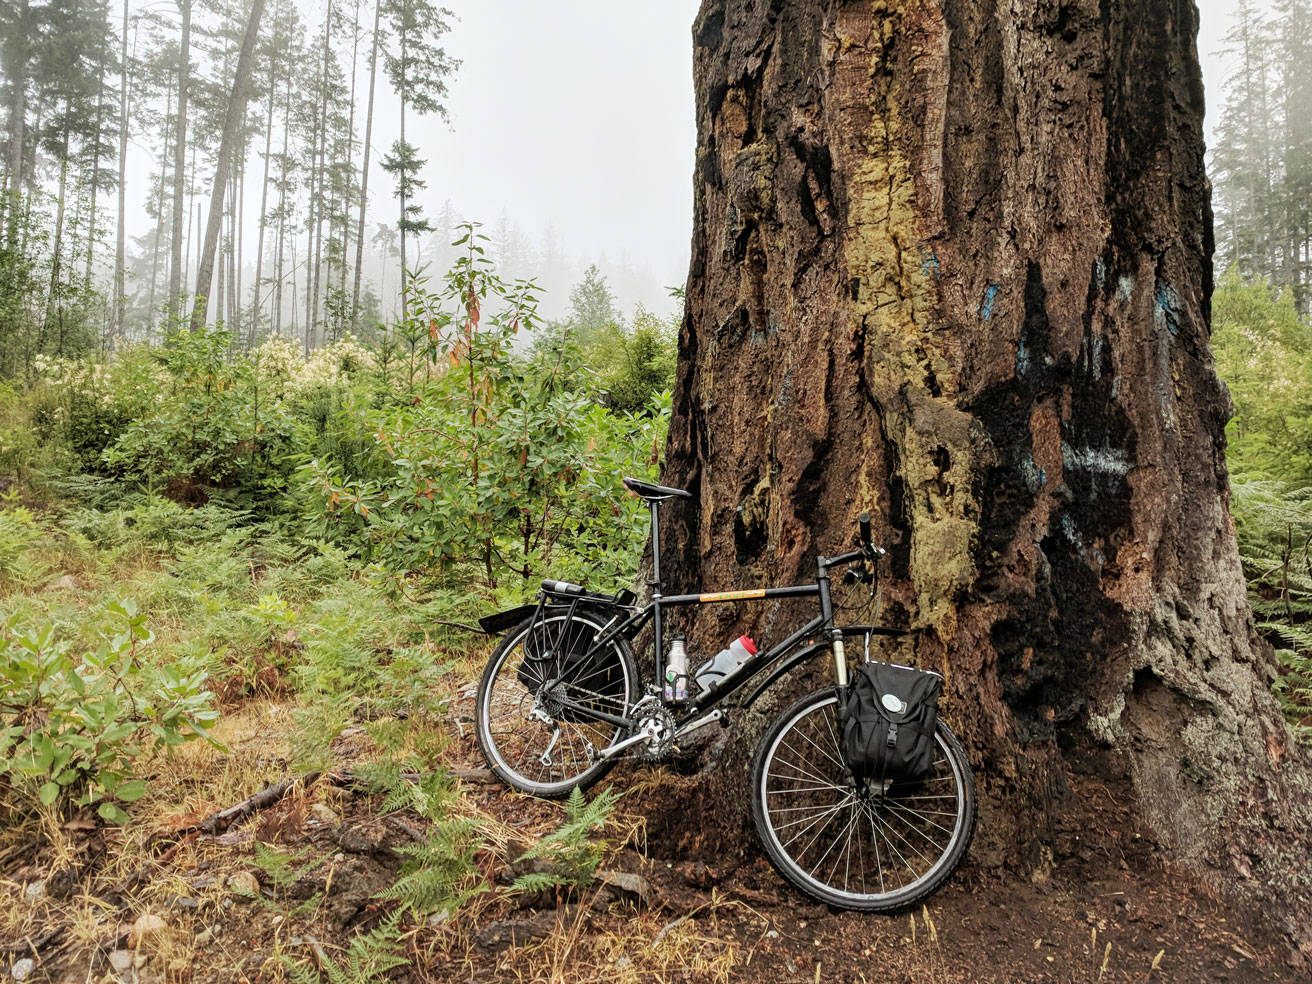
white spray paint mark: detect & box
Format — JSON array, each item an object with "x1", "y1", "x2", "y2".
[{"x1": 1061, "y1": 443, "x2": 1133, "y2": 478}]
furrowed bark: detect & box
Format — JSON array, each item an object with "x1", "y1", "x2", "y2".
[{"x1": 664, "y1": 0, "x2": 1312, "y2": 934}]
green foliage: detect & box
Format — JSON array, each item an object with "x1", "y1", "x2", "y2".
[
  {"x1": 1230, "y1": 479, "x2": 1312, "y2": 741},
  {"x1": 285, "y1": 911, "x2": 410, "y2": 984},
  {"x1": 305, "y1": 226, "x2": 668, "y2": 599},
  {"x1": 0, "y1": 600, "x2": 219, "y2": 821},
  {"x1": 1213, "y1": 269, "x2": 1312, "y2": 480},
  {"x1": 512, "y1": 785, "x2": 620, "y2": 893}
]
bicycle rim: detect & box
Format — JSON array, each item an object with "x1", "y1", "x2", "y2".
[
  {"x1": 752, "y1": 690, "x2": 975, "y2": 911},
  {"x1": 477, "y1": 613, "x2": 635, "y2": 798}
]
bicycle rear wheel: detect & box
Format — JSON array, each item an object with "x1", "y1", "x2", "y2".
[
  {"x1": 475, "y1": 611, "x2": 637, "y2": 799},
  {"x1": 750, "y1": 687, "x2": 975, "y2": 912}
]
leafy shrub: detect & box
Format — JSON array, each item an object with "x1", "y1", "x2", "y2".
[
  {"x1": 1231, "y1": 478, "x2": 1312, "y2": 741},
  {"x1": 304, "y1": 226, "x2": 669, "y2": 600},
  {"x1": 0, "y1": 600, "x2": 219, "y2": 821}
]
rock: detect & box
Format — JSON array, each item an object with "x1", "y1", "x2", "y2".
[
  {"x1": 227, "y1": 871, "x2": 260, "y2": 896},
  {"x1": 475, "y1": 907, "x2": 578, "y2": 953},
  {"x1": 588, "y1": 888, "x2": 615, "y2": 912},
  {"x1": 23, "y1": 880, "x2": 44, "y2": 901},
  {"x1": 334, "y1": 824, "x2": 387, "y2": 855},
  {"x1": 194, "y1": 927, "x2": 215, "y2": 946},
  {"x1": 130, "y1": 912, "x2": 167, "y2": 947},
  {"x1": 308, "y1": 803, "x2": 339, "y2": 824},
  {"x1": 108, "y1": 950, "x2": 134, "y2": 972},
  {"x1": 10, "y1": 958, "x2": 35, "y2": 981},
  {"x1": 49, "y1": 574, "x2": 76, "y2": 591},
  {"x1": 170, "y1": 896, "x2": 201, "y2": 911},
  {"x1": 427, "y1": 912, "x2": 450, "y2": 929},
  {"x1": 596, "y1": 869, "x2": 655, "y2": 908}
]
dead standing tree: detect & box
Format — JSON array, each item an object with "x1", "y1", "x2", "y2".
[{"x1": 661, "y1": 0, "x2": 1312, "y2": 934}]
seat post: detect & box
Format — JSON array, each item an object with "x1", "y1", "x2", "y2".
[{"x1": 649, "y1": 499, "x2": 663, "y2": 591}]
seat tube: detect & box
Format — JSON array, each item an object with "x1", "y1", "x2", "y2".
[{"x1": 650, "y1": 500, "x2": 664, "y2": 684}]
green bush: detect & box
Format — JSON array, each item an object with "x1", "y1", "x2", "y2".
[
  {"x1": 0, "y1": 600, "x2": 220, "y2": 821},
  {"x1": 303, "y1": 227, "x2": 669, "y2": 600}
]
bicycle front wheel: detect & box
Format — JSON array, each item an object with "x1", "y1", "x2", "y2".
[
  {"x1": 475, "y1": 611, "x2": 637, "y2": 799},
  {"x1": 750, "y1": 688, "x2": 975, "y2": 912}
]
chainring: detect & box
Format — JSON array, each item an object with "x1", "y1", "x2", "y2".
[{"x1": 635, "y1": 706, "x2": 678, "y2": 761}]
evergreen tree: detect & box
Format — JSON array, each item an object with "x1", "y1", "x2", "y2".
[{"x1": 379, "y1": 0, "x2": 457, "y2": 319}]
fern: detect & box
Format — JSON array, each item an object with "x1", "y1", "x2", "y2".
[
  {"x1": 285, "y1": 911, "x2": 410, "y2": 984},
  {"x1": 378, "y1": 816, "x2": 486, "y2": 915},
  {"x1": 1232, "y1": 479, "x2": 1312, "y2": 741},
  {"x1": 512, "y1": 785, "x2": 621, "y2": 892}
]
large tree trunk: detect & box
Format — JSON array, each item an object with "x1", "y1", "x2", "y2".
[{"x1": 664, "y1": 0, "x2": 1312, "y2": 933}]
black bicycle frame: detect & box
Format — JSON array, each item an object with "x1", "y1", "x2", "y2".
[{"x1": 533, "y1": 497, "x2": 903, "y2": 732}]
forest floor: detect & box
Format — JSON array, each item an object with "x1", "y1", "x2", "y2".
[{"x1": 4, "y1": 659, "x2": 1308, "y2": 984}]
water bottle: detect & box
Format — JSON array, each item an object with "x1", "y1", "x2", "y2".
[
  {"x1": 694, "y1": 635, "x2": 757, "y2": 692},
  {"x1": 664, "y1": 636, "x2": 689, "y2": 702}
]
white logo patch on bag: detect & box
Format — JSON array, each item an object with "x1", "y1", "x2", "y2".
[{"x1": 881, "y1": 693, "x2": 906, "y2": 714}]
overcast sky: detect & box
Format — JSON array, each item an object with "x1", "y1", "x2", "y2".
[
  {"x1": 396, "y1": 0, "x2": 1260, "y2": 311},
  {"x1": 122, "y1": 0, "x2": 1263, "y2": 319}
]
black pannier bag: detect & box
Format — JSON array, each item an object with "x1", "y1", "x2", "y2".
[
  {"x1": 517, "y1": 617, "x2": 626, "y2": 722},
  {"x1": 841, "y1": 660, "x2": 943, "y2": 783}
]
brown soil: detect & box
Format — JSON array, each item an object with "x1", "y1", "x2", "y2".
[{"x1": 4, "y1": 689, "x2": 1307, "y2": 984}]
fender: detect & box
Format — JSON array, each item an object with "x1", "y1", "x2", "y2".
[{"x1": 476, "y1": 598, "x2": 634, "y2": 636}]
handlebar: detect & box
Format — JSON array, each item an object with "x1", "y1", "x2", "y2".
[{"x1": 822, "y1": 514, "x2": 886, "y2": 572}]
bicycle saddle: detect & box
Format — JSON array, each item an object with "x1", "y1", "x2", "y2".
[{"x1": 622, "y1": 476, "x2": 692, "y2": 501}]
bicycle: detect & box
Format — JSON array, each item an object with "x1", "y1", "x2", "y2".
[{"x1": 474, "y1": 476, "x2": 976, "y2": 912}]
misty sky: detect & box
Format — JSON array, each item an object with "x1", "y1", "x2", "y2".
[
  {"x1": 122, "y1": 0, "x2": 1263, "y2": 319},
  {"x1": 404, "y1": 0, "x2": 1260, "y2": 312}
]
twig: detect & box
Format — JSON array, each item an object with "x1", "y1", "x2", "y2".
[
  {"x1": 385, "y1": 816, "x2": 427, "y2": 843},
  {"x1": 430, "y1": 619, "x2": 484, "y2": 633},
  {"x1": 186, "y1": 772, "x2": 320, "y2": 836},
  {"x1": 653, "y1": 914, "x2": 690, "y2": 945}
]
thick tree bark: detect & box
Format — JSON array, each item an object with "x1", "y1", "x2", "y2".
[{"x1": 665, "y1": 0, "x2": 1312, "y2": 933}]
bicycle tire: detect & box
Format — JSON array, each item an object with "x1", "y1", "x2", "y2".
[
  {"x1": 475, "y1": 611, "x2": 637, "y2": 799},
  {"x1": 750, "y1": 687, "x2": 976, "y2": 912}
]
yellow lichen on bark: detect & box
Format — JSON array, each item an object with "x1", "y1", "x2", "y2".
[{"x1": 840, "y1": 0, "x2": 978, "y2": 634}]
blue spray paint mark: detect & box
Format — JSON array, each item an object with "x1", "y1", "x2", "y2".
[
  {"x1": 1038, "y1": 468, "x2": 1046, "y2": 486},
  {"x1": 1155, "y1": 285, "x2": 1180, "y2": 337},
  {"x1": 1016, "y1": 338, "x2": 1029, "y2": 376},
  {"x1": 980, "y1": 283, "x2": 1001, "y2": 322},
  {"x1": 922, "y1": 251, "x2": 941, "y2": 279}
]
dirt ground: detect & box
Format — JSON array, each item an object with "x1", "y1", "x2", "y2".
[{"x1": 3, "y1": 687, "x2": 1308, "y2": 984}]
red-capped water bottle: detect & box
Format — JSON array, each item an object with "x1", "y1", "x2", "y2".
[{"x1": 694, "y1": 635, "x2": 757, "y2": 692}]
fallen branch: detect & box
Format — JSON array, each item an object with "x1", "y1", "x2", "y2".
[{"x1": 187, "y1": 772, "x2": 320, "y2": 836}]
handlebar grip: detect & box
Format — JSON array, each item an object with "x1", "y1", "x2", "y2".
[{"x1": 858, "y1": 513, "x2": 872, "y2": 550}]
